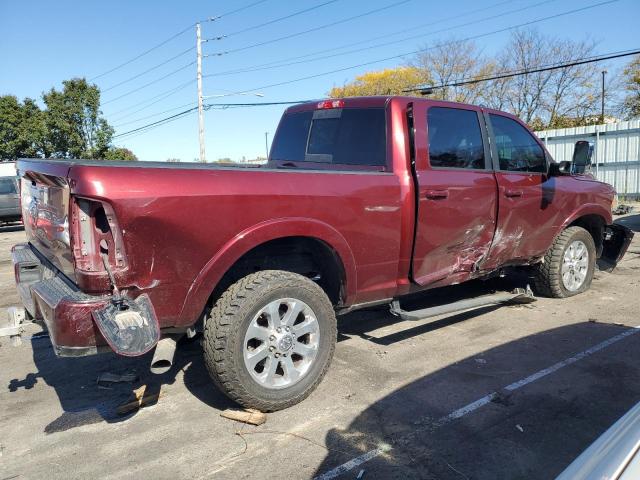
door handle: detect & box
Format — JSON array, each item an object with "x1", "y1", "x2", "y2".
[
  {"x1": 505, "y1": 189, "x2": 523, "y2": 198},
  {"x1": 425, "y1": 189, "x2": 449, "y2": 200}
]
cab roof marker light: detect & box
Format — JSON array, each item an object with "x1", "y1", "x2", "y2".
[{"x1": 317, "y1": 99, "x2": 344, "y2": 109}]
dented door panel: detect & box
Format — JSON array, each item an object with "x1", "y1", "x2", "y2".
[{"x1": 410, "y1": 101, "x2": 498, "y2": 286}]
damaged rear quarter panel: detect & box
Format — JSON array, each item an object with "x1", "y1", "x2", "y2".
[{"x1": 68, "y1": 163, "x2": 404, "y2": 327}]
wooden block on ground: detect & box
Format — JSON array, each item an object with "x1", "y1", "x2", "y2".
[{"x1": 220, "y1": 408, "x2": 267, "y2": 426}]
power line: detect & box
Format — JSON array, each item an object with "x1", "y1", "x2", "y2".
[
  {"x1": 210, "y1": 0, "x2": 272, "y2": 20},
  {"x1": 102, "y1": 63, "x2": 195, "y2": 105},
  {"x1": 90, "y1": 24, "x2": 194, "y2": 81},
  {"x1": 204, "y1": 0, "x2": 552, "y2": 78},
  {"x1": 111, "y1": 45, "x2": 637, "y2": 140},
  {"x1": 207, "y1": 0, "x2": 410, "y2": 55},
  {"x1": 206, "y1": 0, "x2": 516, "y2": 76},
  {"x1": 101, "y1": 47, "x2": 195, "y2": 92},
  {"x1": 109, "y1": 0, "x2": 621, "y2": 140},
  {"x1": 113, "y1": 107, "x2": 198, "y2": 139},
  {"x1": 92, "y1": 0, "x2": 272, "y2": 83},
  {"x1": 404, "y1": 48, "x2": 640, "y2": 92},
  {"x1": 113, "y1": 100, "x2": 312, "y2": 139},
  {"x1": 107, "y1": 79, "x2": 195, "y2": 119},
  {"x1": 112, "y1": 101, "x2": 198, "y2": 128},
  {"x1": 204, "y1": 0, "x2": 342, "y2": 41},
  {"x1": 217, "y1": 0, "x2": 618, "y2": 97},
  {"x1": 205, "y1": 100, "x2": 318, "y2": 109}
]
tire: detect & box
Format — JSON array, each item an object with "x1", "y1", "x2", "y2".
[
  {"x1": 533, "y1": 226, "x2": 596, "y2": 298},
  {"x1": 202, "y1": 270, "x2": 337, "y2": 411}
]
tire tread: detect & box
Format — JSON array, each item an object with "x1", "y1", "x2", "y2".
[{"x1": 202, "y1": 270, "x2": 336, "y2": 411}]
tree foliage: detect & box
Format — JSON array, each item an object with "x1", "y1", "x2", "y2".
[
  {"x1": 621, "y1": 55, "x2": 640, "y2": 119},
  {"x1": 0, "y1": 96, "x2": 47, "y2": 159},
  {"x1": 43, "y1": 78, "x2": 114, "y2": 158},
  {"x1": 329, "y1": 67, "x2": 426, "y2": 98},
  {"x1": 1, "y1": 77, "x2": 134, "y2": 160},
  {"x1": 102, "y1": 147, "x2": 137, "y2": 161}
]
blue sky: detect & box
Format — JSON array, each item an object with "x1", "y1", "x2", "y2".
[{"x1": 1, "y1": 0, "x2": 639, "y2": 162}]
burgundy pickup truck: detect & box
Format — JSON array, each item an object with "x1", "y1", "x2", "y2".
[{"x1": 10, "y1": 96, "x2": 632, "y2": 411}]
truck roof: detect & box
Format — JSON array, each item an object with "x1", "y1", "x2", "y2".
[{"x1": 286, "y1": 96, "x2": 516, "y2": 120}]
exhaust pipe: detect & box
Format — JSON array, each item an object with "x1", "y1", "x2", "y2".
[{"x1": 150, "y1": 336, "x2": 178, "y2": 374}]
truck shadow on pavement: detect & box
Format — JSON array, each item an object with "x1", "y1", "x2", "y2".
[
  {"x1": 315, "y1": 321, "x2": 640, "y2": 480},
  {"x1": 7, "y1": 334, "x2": 235, "y2": 433},
  {"x1": 6, "y1": 275, "x2": 530, "y2": 434}
]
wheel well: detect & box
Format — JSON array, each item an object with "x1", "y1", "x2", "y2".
[
  {"x1": 569, "y1": 215, "x2": 605, "y2": 256},
  {"x1": 210, "y1": 236, "x2": 346, "y2": 308}
]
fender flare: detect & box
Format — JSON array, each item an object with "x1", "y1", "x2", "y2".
[
  {"x1": 552, "y1": 202, "x2": 613, "y2": 247},
  {"x1": 178, "y1": 217, "x2": 358, "y2": 324}
]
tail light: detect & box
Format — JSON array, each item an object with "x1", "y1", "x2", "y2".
[
  {"x1": 317, "y1": 99, "x2": 344, "y2": 109},
  {"x1": 70, "y1": 197, "x2": 126, "y2": 280}
]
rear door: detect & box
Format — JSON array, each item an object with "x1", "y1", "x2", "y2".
[
  {"x1": 411, "y1": 102, "x2": 498, "y2": 286},
  {"x1": 481, "y1": 112, "x2": 559, "y2": 268}
]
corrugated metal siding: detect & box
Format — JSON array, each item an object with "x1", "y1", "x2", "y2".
[{"x1": 535, "y1": 120, "x2": 640, "y2": 197}]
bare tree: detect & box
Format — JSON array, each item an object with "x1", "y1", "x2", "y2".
[
  {"x1": 412, "y1": 38, "x2": 493, "y2": 104},
  {"x1": 497, "y1": 29, "x2": 601, "y2": 127},
  {"x1": 543, "y1": 38, "x2": 600, "y2": 126},
  {"x1": 498, "y1": 29, "x2": 553, "y2": 123}
]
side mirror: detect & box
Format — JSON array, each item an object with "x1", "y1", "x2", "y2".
[
  {"x1": 571, "y1": 140, "x2": 593, "y2": 174},
  {"x1": 549, "y1": 160, "x2": 572, "y2": 176}
]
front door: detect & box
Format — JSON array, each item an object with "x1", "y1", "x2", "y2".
[
  {"x1": 481, "y1": 111, "x2": 559, "y2": 269},
  {"x1": 411, "y1": 102, "x2": 498, "y2": 286}
]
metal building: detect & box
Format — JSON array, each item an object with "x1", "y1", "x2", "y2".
[{"x1": 536, "y1": 120, "x2": 640, "y2": 198}]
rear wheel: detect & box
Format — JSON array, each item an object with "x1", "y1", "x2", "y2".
[
  {"x1": 533, "y1": 226, "x2": 596, "y2": 298},
  {"x1": 202, "y1": 270, "x2": 336, "y2": 411}
]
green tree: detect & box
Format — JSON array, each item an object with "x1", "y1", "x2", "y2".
[
  {"x1": 43, "y1": 78, "x2": 114, "y2": 159},
  {"x1": 328, "y1": 67, "x2": 426, "y2": 98},
  {"x1": 102, "y1": 147, "x2": 137, "y2": 161},
  {"x1": 0, "y1": 95, "x2": 47, "y2": 159},
  {"x1": 621, "y1": 55, "x2": 640, "y2": 119}
]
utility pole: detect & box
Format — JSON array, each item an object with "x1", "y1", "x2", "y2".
[
  {"x1": 264, "y1": 132, "x2": 269, "y2": 159},
  {"x1": 196, "y1": 22, "x2": 206, "y2": 162},
  {"x1": 601, "y1": 70, "x2": 607, "y2": 124}
]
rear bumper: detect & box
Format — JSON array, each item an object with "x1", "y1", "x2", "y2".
[{"x1": 12, "y1": 243, "x2": 110, "y2": 356}]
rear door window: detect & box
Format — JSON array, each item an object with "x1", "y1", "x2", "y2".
[
  {"x1": 270, "y1": 108, "x2": 387, "y2": 168},
  {"x1": 427, "y1": 107, "x2": 486, "y2": 170}
]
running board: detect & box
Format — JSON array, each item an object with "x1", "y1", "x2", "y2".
[{"x1": 389, "y1": 286, "x2": 536, "y2": 321}]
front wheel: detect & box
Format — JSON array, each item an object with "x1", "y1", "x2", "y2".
[
  {"x1": 533, "y1": 226, "x2": 596, "y2": 298},
  {"x1": 202, "y1": 270, "x2": 337, "y2": 411}
]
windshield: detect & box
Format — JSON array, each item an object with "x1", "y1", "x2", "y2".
[{"x1": 269, "y1": 107, "x2": 387, "y2": 169}]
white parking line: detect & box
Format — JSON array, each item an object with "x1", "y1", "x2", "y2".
[{"x1": 315, "y1": 325, "x2": 640, "y2": 480}]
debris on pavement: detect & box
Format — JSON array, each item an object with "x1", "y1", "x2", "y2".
[
  {"x1": 220, "y1": 408, "x2": 267, "y2": 426},
  {"x1": 357, "y1": 469, "x2": 365, "y2": 479},
  {"x1": 116, "y1": 384, "x2": 162, "y2": 416},
  {"x1": 516, "y1": 424, "x2": 524, "y2": 433},
  {"x1": 97, "y1": 370, "x2": 138, "y2": 389},
  {"x1": 613, "y1": 204, "x2": 634, "y2": 215}
]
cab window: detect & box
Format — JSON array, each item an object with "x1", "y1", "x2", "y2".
[
  {"x1": 427, "y1": 107, "x2": 485, "y2": 170},
  {"x1": 489, "y1": 114, "x2": 546, "y2": 173}
]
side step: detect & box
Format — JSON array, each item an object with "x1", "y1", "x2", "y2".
[{"x1": 390, "y1": 286, "x2": 536, "y2": 321}]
